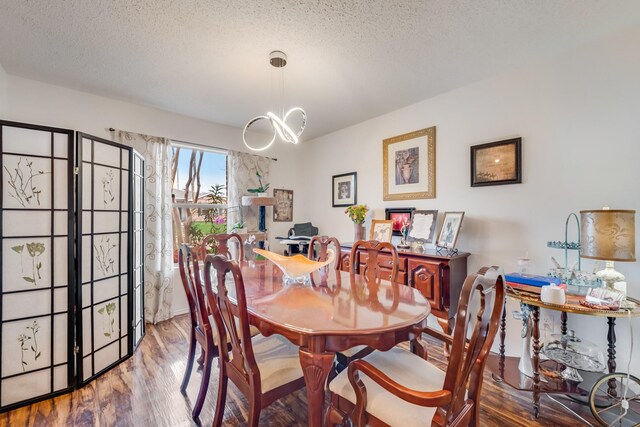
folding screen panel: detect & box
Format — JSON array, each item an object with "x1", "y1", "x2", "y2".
[
  {"x1": 0, "y1": 121, "x2": 74, "y2": 410},
  {"x1": 131, "y1": 150, "x2": 145, "y2": 350},
  {"x1": 76, "y1": 133, "x2": 134, "y2": 384},
  {"x1": 0, "y1": 122, "x2": 145, "y2": 412}
]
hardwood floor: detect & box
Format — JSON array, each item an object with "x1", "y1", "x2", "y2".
[{"x1": 1, "y1": 314, "x2": 600, "y2": 426}]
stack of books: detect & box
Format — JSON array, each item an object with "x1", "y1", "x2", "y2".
[{"x1": 505, "y1": 273, "x2": 564, "y2": 294}]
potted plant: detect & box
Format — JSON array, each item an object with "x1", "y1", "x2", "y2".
[
  {"x1": 247, "y1": 171, "x2": 270, "y2": 197},
  {"x1": 230, "y1": 221, "x2": 247, "y2": 234},
  {"x1": 345, "y1": 204, "x2": 369, "y2": 241}
]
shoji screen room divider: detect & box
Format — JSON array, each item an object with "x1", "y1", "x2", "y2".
[{"x1": 0, "y1": 120, "x2": 144, "y2": 411}]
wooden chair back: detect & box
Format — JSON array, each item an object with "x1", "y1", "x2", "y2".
[
  {"x1": 201, "y1": 233, "x2": 244, "y2": 261},
  {"x1": 203, "y1": 254, "x2": 259, "y2": 387},
  {"x1": 430, "y1": 266, "x2": 505, "y2": 425},
  {"x1": 308, "y1": 235, "x2": 341, "y2": 270},
  {"x1": 178, "y1": 244, "x2": 213, "y2": 336},
  {"x1": 349, "y1": 240, "x2": 399, "y2": 283}
]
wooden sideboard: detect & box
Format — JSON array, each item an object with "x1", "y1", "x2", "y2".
[{"x1": 339, "y1": 243, "x2": 470, "y2": 325}]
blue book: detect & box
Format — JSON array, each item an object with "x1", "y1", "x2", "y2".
[{"x1": 505, "y1": 273, "x2": 562, "y2": 287}]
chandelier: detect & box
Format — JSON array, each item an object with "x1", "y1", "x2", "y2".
[{"x1": 243, "y1": 51, "x2": 307, "y2": 151}]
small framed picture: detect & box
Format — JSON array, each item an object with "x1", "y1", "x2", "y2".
[
  {"x1": 471, "y1": 137, "x2": 522, "y2": 187},
  {"x1": 332, "y1": 172, "x2": 357, "y2": 207},
  {"x1": 273, "y1": 189, "x2": 293, "y2": 222},
  {"x1": 370, "y1": 219, "x2": 393, "y2": 243},
  {"x1": 407, "y1": 210, "x2": 439, "y2": 243},
  {"x1": 385, "y1": 207, "x2": 415, "y2": 236},
  {"x1": 436, "y1": 211, "x2": 465, "y2": 249}
]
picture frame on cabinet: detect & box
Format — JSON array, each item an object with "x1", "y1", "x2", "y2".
[
  {"x1": 436, "y1": 211, "x2": 465, "y2": 249},
  {"x1": 370, "y1": 219, "x2": 393, "y2": 243},
  {"x1": 383, "y1": 127, "x2": 436, "y2": 200},
  {"x1": 407, "y1": 210, "x2": 439, "y2": 243},
  {"x1": 385, "y1": 207, "x2": 415, "y2": 236},
  {"x1": 470, "y1": 137, "x2": 522, "y2": 187}
]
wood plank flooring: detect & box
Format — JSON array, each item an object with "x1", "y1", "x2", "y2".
[{"x1": 1, "y1": 315, "x2": 598, "y2": 426}]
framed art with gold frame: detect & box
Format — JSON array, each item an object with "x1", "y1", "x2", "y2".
[
  {"x1": 383, "y1": 127, "x2": 436, "y2": 201},
  {"x1": 370, "y1": 219, "x2": 393, "y2": 242}
]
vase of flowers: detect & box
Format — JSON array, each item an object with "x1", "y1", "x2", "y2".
[{"x1": 345, "y1": 204, "x2": 369, "y2": 241}]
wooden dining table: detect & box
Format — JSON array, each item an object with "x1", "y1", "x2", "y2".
[{"x1": 234, "y1": 260, "x2": 431, "y2": 427}]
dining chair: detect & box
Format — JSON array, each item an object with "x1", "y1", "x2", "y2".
[
  {"x1": 177, "y1": 244, "x2": 224, "y2": 420},
  {"x1": 201, "y1": 232, "x2": 244, "y2": 261},
  {"x1": 203, "y1": 254, "x2": 306, "y2": 427},
  {"x1": 349, "y1": 239, "x2": 399, "y2": 283},
  {"x1": 326, "y1": 266, "x2": 505, "y2": 427},
  {"x1": 308, "y1": 235, "x2": 341, "y2": 270},
  {"x1": 335, "y1": 240, "x2": 401, "y2": 371}
]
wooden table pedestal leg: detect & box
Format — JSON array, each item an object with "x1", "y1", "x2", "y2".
[
  {"x1": 532, "y1": 306, "x2": 541, "y2": 419},
  {"x1": 607, "y1": 317, "x2": 617, "y2": 398},
  {"x1": 299, "y1": 348, "x2": 334, "y2": 427}
]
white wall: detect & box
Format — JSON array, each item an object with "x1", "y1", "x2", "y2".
[
  {"x1": 0, "y1": 63, "x2": 7, "y2": 115},
  {"x1": 3, "y1": 75, "x2": 306, "y2": 316},
  {"x1": 300, "y1": 26, "x2": 640, "y2": 374}
]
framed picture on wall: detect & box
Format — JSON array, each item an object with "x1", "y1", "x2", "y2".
[
  {"x1": 383, "y1": 126, "x2": 436, "y2": 201},
  {"x1": 385, "y1": 207, "x2": 415, "y2": 236},
  {"x1": 273, "y1": 189, "x2": 293, "y2": 222},
  {"x1": 470, "y1": 137, "x2": 522, "y2": 187},
  {"x1": 436, "y1": 211, "x2": 465, "y2": 249},
  {"x1": 332, "y1": 172, "x2": 357, "y2": 207},
  {"x1": 370, "y1": 219, "x2": 393, "y2": 242}
]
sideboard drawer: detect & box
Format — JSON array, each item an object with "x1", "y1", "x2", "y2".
[
  {"x1": 359, "y1": 253, "x2": 407, "y2": 271},
  {"x1": 371, "y1": 268, "x2": 406, "y2": 284}
]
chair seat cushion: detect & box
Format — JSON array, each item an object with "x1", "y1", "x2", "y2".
[
  {"x1": 329, "y1": 347, "x2": 445, "y2": 427},
  {"x1": 252, "y1": 334, "x2": 304, "y2": 393}
]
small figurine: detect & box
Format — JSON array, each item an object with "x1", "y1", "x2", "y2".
[{"x1": 398, "y1": 220, "x2": 411, "y2": 249}]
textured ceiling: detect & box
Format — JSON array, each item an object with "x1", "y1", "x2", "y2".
[{"x1": 1, "y1": 1, "x2": 640, "y2": 140}]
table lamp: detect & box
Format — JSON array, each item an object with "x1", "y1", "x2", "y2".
[{"x1": 580, "y1": 209, "x2": 636, "y2": 291}]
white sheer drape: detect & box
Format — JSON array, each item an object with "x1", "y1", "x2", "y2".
[
  {"x1": 227, "y1": 150, "x2": 271, "y2": 233},
  {"x1": 112, "y1": 129, "x2": 174, "y2": 324}
]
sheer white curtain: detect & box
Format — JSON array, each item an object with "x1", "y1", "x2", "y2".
[
  {"x1": 112, "y1": 129, "x2": 174, "y2": 324},
  {"x1": 227, "y1": 150, "x2": 271, "y2": 234}
]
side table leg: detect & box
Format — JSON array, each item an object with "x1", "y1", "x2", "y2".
[
  {"x1": 499, "y1": 300, "x2": 507, "y2": 358},
  {"x1": 607, "y1": 317, "x2": 617, "y2": 398},
  {"x1": 532, "y1": 306, "x2": 541, "y2": 419},
  {"x1": 492, "y1": 301, "x2": 507, "y2": 383},
  {"x1": 561, "y1": 311, "x2": 568, "y2": 336},
  {"x1": 499, "y1": 300, "x2": 507, "y2": 375}
]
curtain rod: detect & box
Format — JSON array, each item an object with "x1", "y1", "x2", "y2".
[{"x1": 108, "y1": 128, "x2": 277, "y2": 161}]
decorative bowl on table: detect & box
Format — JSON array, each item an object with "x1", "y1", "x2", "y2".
[
  {"x1": 253, "y1": 248, "x2": 335, "y2": 287},
  {"x1": 541, "y1": 331, "x2": 605, "y2": 382}
]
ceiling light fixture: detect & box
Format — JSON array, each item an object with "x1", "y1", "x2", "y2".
[{"x1": 243, "y1": 51, "x2": 306, "y2": 151}]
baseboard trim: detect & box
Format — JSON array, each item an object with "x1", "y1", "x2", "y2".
[{"x1": 170, "y1": 307, "x2": 190, "y2": 317}]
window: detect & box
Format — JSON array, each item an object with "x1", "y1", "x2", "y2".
[{"x1": 171, "y1": 142, "x2": 227, "y2": 262}]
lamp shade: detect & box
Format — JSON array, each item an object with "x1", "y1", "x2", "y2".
[{"x1": 580, "y1": 210, "x2": 636, "y2": 262}]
